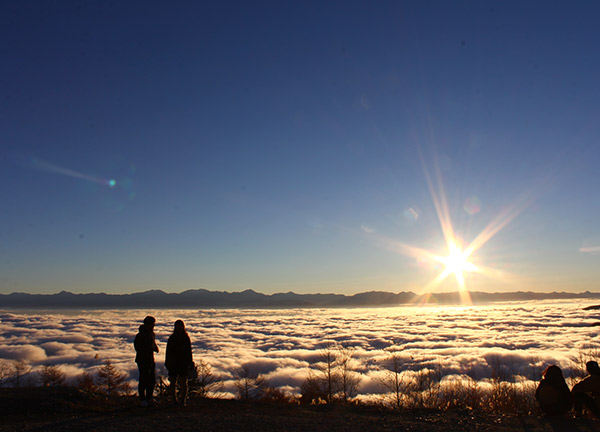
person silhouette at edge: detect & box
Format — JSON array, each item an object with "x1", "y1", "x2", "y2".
[
  {"x1": 572, "y1": 360, "x2": 600, "y2": 418},
  {"x1": 165, "y1": 319, "x2": 193, "y2": 406},
  {"x1": 134, "y1": 315, "x2": 159, "y2": 406},
  {"x1": 535, "y1": 365, "x2": 572, "y2": 416}
]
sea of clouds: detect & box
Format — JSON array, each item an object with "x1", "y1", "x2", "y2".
[{"x1": 1, "y1": 300, "x2": 600, "y2": 400}]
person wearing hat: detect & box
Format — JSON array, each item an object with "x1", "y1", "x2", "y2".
[
  {"x1": 134, "y1": 316, "x2": 159, "y2": 406},
  {"x1": 572, "y1": 360, "x2": 600, "y2": 417}
]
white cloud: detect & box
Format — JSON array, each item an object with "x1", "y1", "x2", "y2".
[
  {"x1": 0, "y1": 344, "x2": 47, "y2": 362},
  {"x1": 0, "y1": 300, "x2": 598, "y2": 396},
  {"x1": 360, "y1": 225, "x2": 376, "y2": 234}
]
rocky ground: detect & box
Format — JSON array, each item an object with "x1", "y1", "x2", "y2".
[{"x1": 1, "y1": 387, "x2": 599, "y2": 432}]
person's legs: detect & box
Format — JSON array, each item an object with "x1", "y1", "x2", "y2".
[
  {"x1": 146, "y1": 364, "x2": 155, "y2": 403},
  {"x1": 170, "y1": 374, "x2": 179, "y2": 404},
  {"x1": 138, "y1": 363, "x2": 149, "y2": 402},
  {"x1": 180, "y1": 375, "x2": 188, "y2": 406}
]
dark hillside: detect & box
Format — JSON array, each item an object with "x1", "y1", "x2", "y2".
[{"x1": 1, "y1": 387, "x2": 599, "y2": 432}]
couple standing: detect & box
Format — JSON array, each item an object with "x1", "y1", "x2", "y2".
[{"x1": 134, "y1": 316, "x2": 194, "y2": 406}]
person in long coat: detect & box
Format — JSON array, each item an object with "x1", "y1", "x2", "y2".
[{"x1": 165, "y1": 319, "x2": 193, "y2": 406}]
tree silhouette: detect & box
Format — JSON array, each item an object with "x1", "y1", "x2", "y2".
[
  {"x1": 300, "y1": 371, "x2": 326, "y2": 404},
  {"x1": 189, "y1": 359, "x2": 222, "y2": 398},
  {"x1": 38, "y1": 364, "x2": 66, "y2": 387},
  {"x1": 96, "y1": 360, "x2": 130, "y2": 396},
  {"x1": 233, "y1": 365, "x2": 267, "y2": 400},
  {"x1": 0, "y1": 361, "x2": 10, "y2": 388},
  {"x1": 10, "y1": 360, "x2": 31, "y2": 388},
  {"x1": 76, "y1": 371, "x2": 98, "y2": 393},
  {"x1": 317, "y1": 348, "x2": 339, "y2": 403},
  {"x1": 337, "y1": 347, "x2": 361, "y2": 402},
  {"x1": 378, "y1": 353, "x2": 407, "y2": 410}
]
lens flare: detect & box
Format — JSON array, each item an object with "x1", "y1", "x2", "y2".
[{"x1": 29, "y1": 157, "x2": 115, "y2": 188}]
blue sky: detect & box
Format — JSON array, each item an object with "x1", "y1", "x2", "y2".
[{"x1": 2, "y1": 1, "x2": 600, "y2": 294}]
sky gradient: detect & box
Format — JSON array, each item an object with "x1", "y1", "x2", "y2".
[{"x1": 2, "y1": 1, "x2": 600, "y2": 294}]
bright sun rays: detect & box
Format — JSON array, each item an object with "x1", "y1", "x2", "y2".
[
  {"x1": 433, "y1": 241, "x2": 478, "y2": 290},
  {"x1": 372, "y1": 149, "x2": 532, "y2": 306}
]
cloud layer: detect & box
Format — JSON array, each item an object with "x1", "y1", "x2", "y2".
[{"x1": 1, "y1": 300, "x2": 599, "y2": 398}]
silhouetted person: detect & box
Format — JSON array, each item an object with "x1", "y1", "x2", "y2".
[
  {"x1": 165, "y1": 319, "x2": 193, "y2": 406},
  {"x1": 572, "y1": 360, "x2": 600, "y2": 418},
  {"x1": 134, "y1": 316, "x2": 159, "y2": 406},
  {"x1": 535, "y1": 365, "x2": 572, "y2": 416}
]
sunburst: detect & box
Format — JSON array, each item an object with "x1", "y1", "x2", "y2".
[
  {"x1": 370, "y1": 150, "x2": 531, "y2": 305},
  {"x1": 433, "y1": 241, "x2": 478, "y2": 290}
]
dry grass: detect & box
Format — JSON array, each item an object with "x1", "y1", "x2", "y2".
[{"x1": 1, "y1": 386, "x2": 600, "y2": 432}]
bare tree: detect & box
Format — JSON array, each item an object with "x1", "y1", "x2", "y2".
[
  {"x1": 568, "y1": 345, "x2": 600, "y2": 386},
  {"x1": 189, "y1": 359, "x2": 223, "y2": 398},
  {"x1": 300, "y1": 370, "x2": 327, "y2": 404},
  {"x1": 317, "y1": 348, "x2": 339, "y2": 403},
  {"x1": 378, "y1": 353, "x2": 407, "y2": 410},
  {"x1": 233, "y1": 365, "x2": 267, "y2": 400},
  {"x1": 0, "y1": 361, "x2": 11, "y2": 388},
  {"x1": 76, "y1": 371, "x2": 98, "y2": 393},
  {"x1": 96, "y1": 360, "x2": 130, "y2": 396},
  {"x1": 10, "y1": 360, "x2": 32, "y2": 388},
  {"x1": 38, "y1": 364, "x2": 66, "y2": 387},
  {"x1": 410, "y1": 366, "x2": 442, "y2": 408},
  {"x1": 337, "y1": 347, "x2": 361, "y2": 402}
]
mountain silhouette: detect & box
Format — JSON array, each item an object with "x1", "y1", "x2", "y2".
[{"x1": 1, "y1": 289, "x2": 599, "y2": 309}]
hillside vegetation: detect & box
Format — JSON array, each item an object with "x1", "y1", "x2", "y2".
[{"x1": 2, "y1": 386, "x2": 600, "y2": 432}]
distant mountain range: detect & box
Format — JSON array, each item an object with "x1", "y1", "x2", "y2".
[{"x1": 1, "y1": 289, "x2": 600, "y2": 309}]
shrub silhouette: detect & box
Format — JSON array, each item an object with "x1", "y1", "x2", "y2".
[
  {"x1": 337, "y1": 347, "x2": 361, "y2": 402},
  {"x1": 378, "y1": 353, "x2": 409, "y2": 410},
  {"x1": 317, "y1": 348, "x2": 339, "y2": 403},
  {"x1": 76, "y1": 371, "x2": 98, "y2": 393},
  {"x1": 12, "y1": 338, "x2": 600, "y2": 417},
  {"x1": 409, "y1": 364, "x2": 443, "y2": 409},
  {"x1": 38, "y1": 364, "x2": 66, "y2": 387},
  {"x1": 10, "y1": 360, "x2": 31, "y2": 388},
  {"x1": 234, "y1": 365, "x2": 267, "y2": 400},
  {"x1": 300, "y1": 371, "x2": 327, "y2": 404},
  {"x1": 188, "y1": 359, "x2": 223, "y2": 398},
  {"x1": 305, "y1": 345, "x2": 363, "y2": 404},
  {"x1": 95, "y1": 360, "x2": 130, "y2": 396},
  {"x1": 261, "y1": 386, "x2": 295, "y2": 403}
]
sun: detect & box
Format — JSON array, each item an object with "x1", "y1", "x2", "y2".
[
  {"x1": 433, "y1": 242, "x2": 478, "y2": 290},
  {"x1": 369, "y1": 149, "x2": 528, "y2": 305}
]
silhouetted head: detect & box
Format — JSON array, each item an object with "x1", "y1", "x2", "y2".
[
  {"x1": 143, "y1": 316, "x2": 156, "y2": 328},
  {"x1": 586, "y1": 361, "x2": 600, "y2": 376},
  {"x1": 174, "y1": 319, "x2": 185, "y2": 333},
  {"x1": 542, "y1": 365, "x2": 564, "y2": 382}
]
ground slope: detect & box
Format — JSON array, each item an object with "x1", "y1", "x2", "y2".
[{"x1": 1, "y1": 388, "x2": 599, "y2": 432}]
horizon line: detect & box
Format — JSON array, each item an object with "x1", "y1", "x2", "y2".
[{"x1": 3, "y1": 288, "x2": 600, "y2": 297}]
